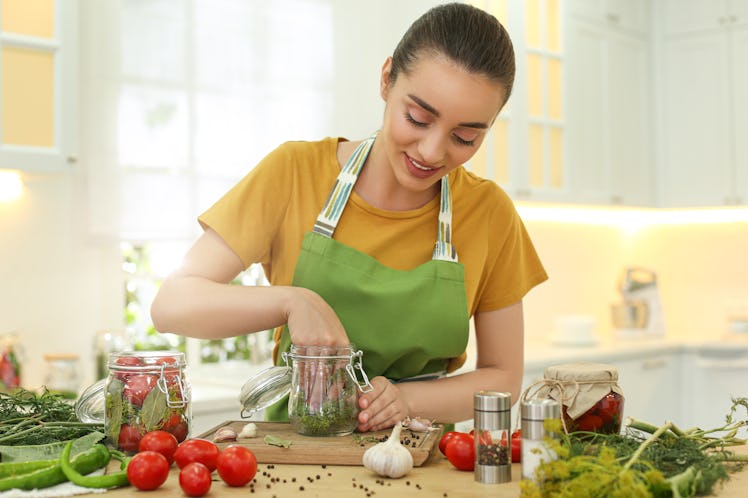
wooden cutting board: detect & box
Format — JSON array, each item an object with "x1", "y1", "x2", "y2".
[{"x1": 198, "y1": 421, "x2": 444, "y2": 466}]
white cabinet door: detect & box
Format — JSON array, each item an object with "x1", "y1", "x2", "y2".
[
  {"x1": 566, "y1": 16, "x2": 653, "y2": 205},
  {"x1": 659, "y1": 32, "x2": 733, "y2": 206},
  {"x1": 663, "y1": 0, "x2": 727, "y2": 35},
  {"x1": 569, "y1": 0, "x2": 650, "y2": 34},
  {"x1": 609, "y1": 354, "x2": 681, "y2": 426},
  {"x1": 733, "y1": 28, "x2": 748, "y2": 204},
  {"x1": 682, "y1": 348, "x2": 748, "y2": 438}
]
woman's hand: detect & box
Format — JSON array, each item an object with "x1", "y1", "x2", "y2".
[
  {"x1": 284, "y1": 287, "x2": 349, "y2": 347},
  {"x1": 356, "y1": 376, "x2": 410, "y2": 432}
]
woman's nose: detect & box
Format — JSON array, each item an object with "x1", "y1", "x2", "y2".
[{"x1": 417, "y1": 132, "x2": 446, "y2": 165}]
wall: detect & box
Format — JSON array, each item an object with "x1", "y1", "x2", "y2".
[
  {"x1": 522, "y1": 217, "x2": 748, "y2": 343},
  {"x1": 0, "y1": 171, "x2": 124, "y2": 389}
]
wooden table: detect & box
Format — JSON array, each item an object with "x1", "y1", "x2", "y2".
[{"x1": 103, "y1": 445, "x2": 748, "y2": 497}]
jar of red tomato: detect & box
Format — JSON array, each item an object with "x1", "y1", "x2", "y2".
[
  {"x1": 76, "y1": 351, "x2": 191, "y2": 452},
  {"x1": 537, "y1": 362, "x2": 625, "y2": 434}
]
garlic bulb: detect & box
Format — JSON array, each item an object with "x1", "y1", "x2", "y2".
[{"x1": 362, "y1": 423, "x2": 413, "y2": 478}]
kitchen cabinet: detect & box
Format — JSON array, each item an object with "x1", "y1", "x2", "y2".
[
  {"x1": 658, "y1": 0, "x2": 748, "y2": 206},
  {"x1": 680, "y1": 346, "x2": 748, "y2": 438},
  {"x1": 565, "y1": 1, "x2": 655, "y2": 206},
  {"x1": 0, "y1": 0, "x2": 78, "y2": 173},
  {"x1": 608, "y1": 353, "x2": 682, "y2": 426}
]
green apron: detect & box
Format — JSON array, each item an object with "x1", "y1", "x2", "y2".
[{"x1": 265, "y1": 135, "x2": 469, "y2": 421}]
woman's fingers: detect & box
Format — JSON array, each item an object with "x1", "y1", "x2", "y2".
[{"x1": 357, "y1": 376, "x2": 409, "y2": 432}]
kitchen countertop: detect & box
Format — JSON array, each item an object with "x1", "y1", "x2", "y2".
[{"x1": 102, "y1": 444, "x2": 748, "y2": 497}]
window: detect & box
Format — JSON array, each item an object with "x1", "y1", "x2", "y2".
[{"x1": 80, "y1": 0, "x2": 334, "y2": 360}]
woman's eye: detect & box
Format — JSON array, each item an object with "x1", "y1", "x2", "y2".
[
  {"x1": 405, "y1": 113, "x2": 428, "y2": 128},
  {"x1": 453, "y1": 133, "x2": 477, "y2": 147}
]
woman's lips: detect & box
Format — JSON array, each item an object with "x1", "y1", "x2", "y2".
[{"x1": 404, "y1": 154, "x2": 439, "y2": 179}]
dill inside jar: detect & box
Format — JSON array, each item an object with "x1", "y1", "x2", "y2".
[{"x1": 537, "y1": 362, "x2": 625, "y2": 435}]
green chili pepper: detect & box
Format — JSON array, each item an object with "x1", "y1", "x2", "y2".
[
  {"x1": 0, "y1": 443, "x2": 110, "y2": 491},
  {"x1": 0, "y1": 459, "x2": 57, "y2": 478},
  {"x1": 59, "y1": 440, "x2": 129, "y2": 489}
]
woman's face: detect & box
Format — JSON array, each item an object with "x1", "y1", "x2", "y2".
[{"x1": 378, "y1": 53, "x2": 507, "y2": 195}]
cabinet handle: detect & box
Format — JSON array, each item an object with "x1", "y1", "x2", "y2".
[
  {"x1": 730, "y1": 15, "x2": 738, "y2": 23},
  {"x1": 718, "y1": 16, "x2": 727, "y2": 25},
  {"x1": 696, "y1": 357, "x2": 748, "y2": 369},
  {"x1": 641, "y1": 358, "x2": 666, "y2": 370},
  {"x1": 606, "y1": 13, "x2": 620, "y2": 24}
]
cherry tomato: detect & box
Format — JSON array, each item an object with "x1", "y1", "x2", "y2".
[
  {"x1": 511, "y1": 429, "x2": 522, "y2": 463},
  {"x1": 577, "y1": 413, "x2": 604, "y2": 432},
  {"x1": 118, "y1": 424, "x2": 142, "y2": 453},
  {"x1": 217, "y1": 445, "x2": 258, "y2": 487},
  {"x1": 439, "y1": 431, "x2": 460, "y2": 456},
  {"x1": 163, "y1": 412, "x2": 189, "y2": 442},
  {"x1": 139, "y1": 430, "x2": 179, "y2": 465},
  {"x1": 444, "y1": 432, "x2": 475, "y2": 471},
  {"x1": 123, "y1": 373, "x2": 158, "y2": 407},
  {"x1": 174, "y1": 438, "x2": 220, "y2": 471},
  {"x1": 113, "y1": 356, "x2": 143, "y2": 381},
  {"x1": 127, "y1": 450, "x2": 170, "y2": 491},
  {"x1": 179, "y1": 462, "x2": 212, "y2": 497},
  {"x1": 597, "y1": 395, "x2": 621, "y2": 424}
]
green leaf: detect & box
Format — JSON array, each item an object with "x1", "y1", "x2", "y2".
[
  {"x1": 141, "y1": 386, "x2": 168, "y2": 431},
  {"x1": 264, "y1": 435, "x2": 293, "y2": 448},
  {"x1": 0, "y1": 431, "x2": 105, "y2": 462}
]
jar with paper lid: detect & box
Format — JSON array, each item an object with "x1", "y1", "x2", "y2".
[{"x1": 537, "y1": 362, "x2": 625, "y2": 434}]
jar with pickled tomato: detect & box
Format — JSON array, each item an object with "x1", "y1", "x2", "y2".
[
  {"x1": 537, "y1": 362, "x2": 625, "y2": 434},
  {"x1": 76, "y1": 351, "x2": 191, "y2": 452}
]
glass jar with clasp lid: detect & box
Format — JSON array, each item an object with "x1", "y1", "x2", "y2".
[
  {"x1": 76, "y1": 351, "x2": 191, "y2": 452},
  {"x1": 240, "y1": 344, "x2": 373, "y2": 436}
]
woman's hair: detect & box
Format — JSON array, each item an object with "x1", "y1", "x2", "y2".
[{"x1": 390, "y1": 2, "x2": 515, "y2": 105}]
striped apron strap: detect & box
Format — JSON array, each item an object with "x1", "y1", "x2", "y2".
[
  {"x1": 313, "y1": 133, "x2": 458, "y2": 263},
  {"x1": 312, "y1": 136, "x2": 375, "y2": 237}
]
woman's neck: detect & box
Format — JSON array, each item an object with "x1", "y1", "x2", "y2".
[{"x1": 339, "y1": 139, "x2": 439, "y2": 211}]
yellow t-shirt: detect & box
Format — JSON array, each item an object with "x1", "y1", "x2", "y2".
[{"x1": 199, "y1": 137, "x2": 547, "y2": 318}]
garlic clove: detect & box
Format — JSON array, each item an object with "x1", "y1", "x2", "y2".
[
  {"x1": 362, "y1": 423, "x2": 414, "y2": 479},
  {"x1": 238, "y1": 422, "x2": 258, "y2": 439},
  {"x1": 213, "y1": 426, "x2": 238, "y2": 443},
  {"x1": 402, "y1": 416, "x2": 436, "y2": 432}
]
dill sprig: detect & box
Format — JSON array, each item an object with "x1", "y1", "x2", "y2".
[
  {"x1": 520, "y1": 397, "x2": 748, "y2": 498},
  {"x1": 0, "y1": 388, "x2": 103, "y2": 446}
]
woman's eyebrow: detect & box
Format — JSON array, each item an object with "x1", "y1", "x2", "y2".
[{"x1": 407, "y1": 94, "x2": 488, "y2": 129}]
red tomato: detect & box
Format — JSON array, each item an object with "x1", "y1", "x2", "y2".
[
  {"x1": 216, "y1": 445, "x2": 258, "y2": 487},
  {"x1": 438, "y1": 431, "x2": 460, "y2": 456},
  {"x1": 123, "y1": 373, "x2": 158, "y2": 407},
  {"x1": 597, "y1": 396, "x2": 621, "y2": 424},
  {"x1": 118, "y1": 424, "x2": 142, "y2": 453},
  {"x1": 139, "y1": 430, "x2": 179, "y2": 465},
  {"x1": 163, "y1": 413, "x2": 189, "y2": 442},
  {"x1": 511, "y1": 429, "x2": 522, "y2": 463},
  {"x1": 127, "y1": 450, "x2": 170, "y2": 491},
  {"x1": 577, "y1": 414, "x2": 604, "y2": 432},
  {"x1": 179, "y1": 462, "x2": 212, "y2": 497},
  {"x1": 114, "y1": 356, "x2": 143, "y2": 381},
  {"x1": 174, "y1": 438, "x2": 220, "y2": 471},
  {"x1": 444, "y1": 432, "x2": 475, "y2": 471}
]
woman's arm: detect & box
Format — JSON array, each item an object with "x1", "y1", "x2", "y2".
[
  {"x1": 357, "y1": 301, "x2": 524, "y2": 431},
  {"x1": 150, "y1": 228, "x2": 348, "y2": 346}
]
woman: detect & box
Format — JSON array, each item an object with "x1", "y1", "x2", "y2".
[{"x1": 151, "y1": 3, "x2": 547, "y2": 432}]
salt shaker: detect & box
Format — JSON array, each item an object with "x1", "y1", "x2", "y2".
[
  {"x1": 521, "y1": 398, "x2": 561, "y2": 482},
  {"x1": 473, "y1": 391, "x2": 511, "y2": 484}
]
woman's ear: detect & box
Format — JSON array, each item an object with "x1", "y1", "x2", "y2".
[{"x1": 380, "y1": 57, "x2": 393, "y2": 101}]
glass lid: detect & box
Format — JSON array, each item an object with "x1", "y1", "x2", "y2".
[{"x1": 238, "y1": 365, "x2": 292, "y2": 418}]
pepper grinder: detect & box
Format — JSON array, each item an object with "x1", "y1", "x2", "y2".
[{"x1": 473, "y1": 391, "x2": 511, "y2": 484}]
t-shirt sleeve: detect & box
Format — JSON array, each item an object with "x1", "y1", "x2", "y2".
[
  {"x1": 198, "y1": 143, "x2": 295, "y2": 269},
  {"x1": 475, "y1": 196, "x2": 548, "y2": 313}
]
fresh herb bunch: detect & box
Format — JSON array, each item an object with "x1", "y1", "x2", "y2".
[
  {"x1": 520, "y1": 397, "x2": 748, "y2": 498},
  {"x1": 0, "y1": 389, "x2": 103, "y2": 447}
]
